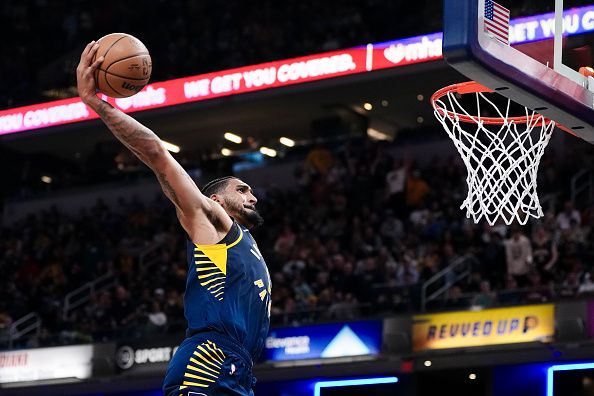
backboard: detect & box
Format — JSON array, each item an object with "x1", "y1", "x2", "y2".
[{"x1": 443, "y1": 0, "x2": 594, "y2": 142}]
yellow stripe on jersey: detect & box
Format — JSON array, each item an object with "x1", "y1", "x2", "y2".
[
  {"x1": 207, "y1": 281, "x2": 225, "y2": 291},
  {"x1": 192, "y1": 351, "x2": 221, "y2": 369},
  {"x1": 209, "y1": 286, "x2": 224, "y2": 295},
  {"x1": 198, "y1": 272, "x2": 223, "y2": 279},
  {"x1": 189, "y1": 357, "x2": 219, "y2": 374},
  {"x1": 186, "y1": 364, "x2": 219, "y2": 378},
  {"x1": 196, "y1": 266, "x2": 219, "y2": 272},
  {"x1": 181, "y1": 340, "x2": 227, "y2": 392},
  {"x1": 182, "y1": 380, "x2": 209, "y2": 388},
  {"x1": 199, "y1": 276, "x2": 226, "y2": 287},
  {"x1": 205, "y1": 342, "x2": 226, "y2": 361},
  {"x1": 197, "y1": 345, "x2": 224, "y2": 364},
  {"x1": 183, "y1": 372, "x2": 216, "y2": 383}
]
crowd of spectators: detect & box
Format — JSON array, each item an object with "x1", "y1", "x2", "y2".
[
  {"x1": 1, "y1": 135, "x2": 594, "y2": 349},
  {"x1": 1, "y1": 0, "x2": 442, "y2": 109},
  {"x1": 4, "y1": 0, "x2": 589, "y2": 109}
]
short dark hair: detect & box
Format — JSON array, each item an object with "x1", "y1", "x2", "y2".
[{"x1": 202, "y1": 176, "x2": 235, "y2": 197}]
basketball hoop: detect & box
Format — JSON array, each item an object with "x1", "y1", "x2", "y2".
[{"x1": 431, "y1": 81, "x2": 557, "y2": 226}]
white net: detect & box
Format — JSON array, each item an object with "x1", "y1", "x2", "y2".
[{"x1": 433, "y1": 87, "x2": 556, "y2": 225}]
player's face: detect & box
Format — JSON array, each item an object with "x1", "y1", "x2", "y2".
[{"x1": 221, "y1": 179, "x2": 263, "y2": 228}]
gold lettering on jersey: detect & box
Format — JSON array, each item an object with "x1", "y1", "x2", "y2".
[{"x1": 254, "y1": 277, "x2": 272, "y2": 317}]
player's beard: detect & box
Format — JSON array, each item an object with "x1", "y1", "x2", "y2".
[{"x1": 224, "y1": 198, "x2": 264, "y2": 229}]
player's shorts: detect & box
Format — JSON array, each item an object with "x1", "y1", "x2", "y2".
[{"x1": 163, "y1": 331, "x2": 256, "y2": 396}]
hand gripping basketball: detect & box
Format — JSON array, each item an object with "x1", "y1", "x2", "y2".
[{"x1": 76, "y1": 41, "x2": 105, "y2": 104}]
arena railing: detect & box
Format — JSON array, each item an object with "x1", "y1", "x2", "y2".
[
  {"x1": 62, "y1": 272, "x2": 118, "y2": 320},
  {"x1": 420, "y1": 254, "x2": 478, "y2": 312},
  {"x1": 62, "y1": 241, "x2": 164, "y2": 320},
  {"x1": 7, "y1": 312, "x2": 41, "y2": 348},
  {"x1": 571, "y1": 167, "x2": 594, "y2": 206}
]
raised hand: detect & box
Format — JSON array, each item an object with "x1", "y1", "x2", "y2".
[{"x1": 76, "y1": 41, "x2": 104, "y2": 103}]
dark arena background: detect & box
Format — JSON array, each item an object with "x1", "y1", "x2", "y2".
[{"x1": 3, "y1": 1, "x2": 594, "y2": 395}]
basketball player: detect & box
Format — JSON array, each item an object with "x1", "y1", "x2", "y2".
[{"x1": 77, "y1": 41, "x2": 271, "y2": 396}]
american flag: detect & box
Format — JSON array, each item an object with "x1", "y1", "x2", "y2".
[{"x1": 484, "y1": 0, "x2": 510, "y2": 44}]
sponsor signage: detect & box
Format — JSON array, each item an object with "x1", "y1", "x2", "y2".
[
  {"x1": 0, "y1": 345, "x2": 93, "y2": 384},
  {"x1": 412, "y1": 304, "x2": 554, "y2": 352},
  {"x1": 1, "y1": 6, "x2": 593, "y2": 135},
  {"x1": 509, "y1": 5, "x2": 594, "y2": 44},
  {"x1": 263, "y1": 320, "x2": 382, "y2": 362},
  {"x1": 0, "y1": 48, "x2": 366, "y2": 136},
  {"x1": 116, "y1": 337, "x2": 181, "y2": 371}
]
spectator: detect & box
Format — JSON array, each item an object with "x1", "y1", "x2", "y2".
[
  {"x1": 531, "y1": 226, "x2": 558, "y2": 283},
  {"x1": 471, "y1": 280, "x2": 497, "y2": 308},
  {"x1": 504, "y1": 226, "x2": 533, "y2": 286},
  {"x1": 379, "y1": 210, "x2": 405, "y2": 245},
  {"x1": 480, "y1": 229, "x2": 506, "y2": 288},
  {"x1": 443, "y1": 285, "x2": 468, "y2": 309},
  {"x1": 328, "y1": 292, "x2": 360, "y2": 320},
  {"x1": 499, "y1": 276, "x2": 523, "y2": 305},
  {"x1": 385, "y1": 160, "x2": 408, "y2": 215},
  {"x1": 556, "y1": 200, "x2": 581, "y2": 231},
  {"x1": 524, "y1": 272, "x2": 552, "y2": 303},
  {"x1": 0, "y1": 308, "x2": 12, "y2": 346},
  {"x1": 405, "y1": 169, "x2": 430, "y2": 211},
  {"x1": 578, "y1": 270, "x2": 594, "y2": 295},
  {"x1": 559, "y1": 271, "x2": 581, "y2": 298},
  {"x1": 111, "y1": 286, "x2": 136, "y2": 329},
  {"x1": 305, "y1": 144, "x2": 334, "y2": 176},
  {"x1": 274, "y1": 224, "x2": 296, "y2": 258},
  {"x1": 146, "y1": 301, "x2": 167, "y2": 334}
]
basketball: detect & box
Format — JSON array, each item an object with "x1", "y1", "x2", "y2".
[{"x1": 93, "y1": 33, "x2": 152, "y2": 98}]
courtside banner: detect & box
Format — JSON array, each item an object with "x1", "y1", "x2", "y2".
[
  {"x1": 412, "y1": 304, "x2": 554, "y2": 352},
  {"x1": 0, "y1": 345, "x2": 93, "y2": 384},
  {"x1": 263, "y1": 320, "x2": 382, "y2": 362}
]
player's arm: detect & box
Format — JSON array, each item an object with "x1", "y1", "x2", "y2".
[{"x1": 76, "y1": 41, "x2": 232, "y2": 243}]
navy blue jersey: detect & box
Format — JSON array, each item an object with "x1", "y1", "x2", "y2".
[{"x1": 184, "y1": 221, "x2": 271, "y2": 361}]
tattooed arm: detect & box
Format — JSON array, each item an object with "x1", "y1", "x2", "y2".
[{"x1": 76, "y1": 41, "x2": 232, "y2": 244}]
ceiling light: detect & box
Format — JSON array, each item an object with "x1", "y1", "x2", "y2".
[
  {"x1": 260, "y1": 147, "x2": 277, "y2": 157},
  {"x1": 469, "y1": 373, "x2": 477, "y2": 380},
  {"x1": 41, "y1": 175, "x2": 52, "y2": 184},
  {"x1": 381, "y1": 99, "x2": 389, "y2": 107},
  {"x1": 417, "y1": 94, "x2": 424, "y2": 101},
  {"x1": 279, "y1": 137, "x2": 295, "y2": 147},
  {"x1": 224, "y1": 132, "x2": 242, "y2": 144},
  {"x1": 424, "y1": 360, "x2": 432, "y2": 367},
  {"x1": 363, "y1": 102, "x2": 373, "y2": 111},
  {"x1": 367, "y1": 127, "x2": 391, "y2": 141},
  {"x1": 416, "y1": 116, "x2": 424, "y2": 124},
  {"x1": 221, "y1": 148, "x2": 232, "y2": 156},
  {"x1": 162, "y1": 140, "x2": 180, "y2": 153}
]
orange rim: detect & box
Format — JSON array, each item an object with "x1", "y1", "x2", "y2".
[{"x1": 431, "y1": 81, "x2": 553, "y2": 126}]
